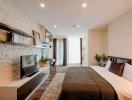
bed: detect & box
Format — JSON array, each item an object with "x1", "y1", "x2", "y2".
[{"x1": 59, "y1": 56, "x2": 132, "y2": 100}]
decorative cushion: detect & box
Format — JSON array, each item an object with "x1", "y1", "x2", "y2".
[
  {"x1": 109, "y1": 62, "x2": 125, "y2": 76},
  {"x1": 123, "y1": 63, "x2": 132, "y2": 82},
  {"x1": 105, "y1": 60, "x2": 111, "y2": 70}
]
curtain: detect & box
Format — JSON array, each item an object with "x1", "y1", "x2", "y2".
[
  {"x1": 80, "y1": 38, "x2": 82, "y2": 65},
  {"x1": 63, "y1": 39, "x2": 67, "y2": 66},
  {"x1": 53, "y1": 39, "x2": 57, "y2": 66}
]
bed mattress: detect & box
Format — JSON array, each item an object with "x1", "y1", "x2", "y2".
[
  {"x1": 92, "y1": 66, "x2": 132, "y2": 100},
  {"x1": 59, "y1": 67, "x2": 118, "y2": 100}
]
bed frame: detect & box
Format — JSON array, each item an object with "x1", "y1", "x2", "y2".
[{"x1": 107, "y1": 56, "x2": 132, "y2": 64}]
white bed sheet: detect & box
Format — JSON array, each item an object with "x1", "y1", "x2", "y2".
[{"x1": 91, "y1": 66, "x2": 132, "y2": 100}]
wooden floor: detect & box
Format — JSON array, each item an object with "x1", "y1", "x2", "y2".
[{"x1": 29, "y1": 67, "x2": 56, "y2": 100}]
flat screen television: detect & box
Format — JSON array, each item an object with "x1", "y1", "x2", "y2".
[{"x1": 20, "y1": 55, "x2": 39, "y2": 78}]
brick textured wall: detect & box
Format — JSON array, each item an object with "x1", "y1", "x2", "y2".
[{"x1": 0, "y1": 0, "x2": 42, "y2": 83}]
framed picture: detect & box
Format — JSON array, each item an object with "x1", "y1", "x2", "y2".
[
  {"x1": 45, "y1": 29, "x2": 52, "y2": 43},
  {"x1": 33, "y1": 30, "x2": 42, "y2": 46}
]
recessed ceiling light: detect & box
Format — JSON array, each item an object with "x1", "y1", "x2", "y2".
[
  {"x1": 73, "y1": 25, "x2": 80, "y2": 29},
  {"x1": 54, "y1": 25, "x2": 57, "y2": 28},
  {"x1": 82, "y1": 3, "x2": 87, "y2": 8},
  {"x1": 40, "y1": 3, "x2": 45, "y2": 8},
  {"x1": 76, "y1": 25, "x2": 80, "y2": 28}
]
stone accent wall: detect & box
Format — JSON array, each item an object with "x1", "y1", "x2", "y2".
[
  {"x1": 0, "y1": 44, "x2": 41, "y2": 83},
  {"x1": 0, "y1": 0, "x2": 37, "y2": 34},
  {"x1": 0, "y1": 0, "x2": 42, "y2": 83}
]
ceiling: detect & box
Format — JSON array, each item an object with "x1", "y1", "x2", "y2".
[{"x1": 12, "y1": 0, "x2": 132, "y2": 36}]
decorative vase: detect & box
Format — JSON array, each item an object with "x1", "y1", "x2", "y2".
[{"x1": 39, "y1": 62, "x2": 47, "y2": 67}]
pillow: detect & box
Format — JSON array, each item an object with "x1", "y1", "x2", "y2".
[
  {"x1": 105, "y1": 60, "x2": 111, "y2": 70},
  {"x1": 109, "y1": 62, "x2": 125, "y2": 76},
  {"x1": 123, "y1": 63, "x2": 132, "y2": 82}
]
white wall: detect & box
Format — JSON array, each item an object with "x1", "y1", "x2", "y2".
[{"x1": 108, "y1": 8, "x2": 132, "y2": 59}]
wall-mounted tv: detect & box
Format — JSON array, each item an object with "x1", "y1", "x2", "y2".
[{"x1": 20, "y1": 55, "x2": 39, "y2": 78}]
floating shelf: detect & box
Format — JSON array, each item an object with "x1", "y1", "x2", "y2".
[
  {"x1": 0, "y1": 22, "x2": 51, "y2": 49},
  {"x1": 0, "y1": 40, "x2": 48, "y2": 49},
  {"x1": 0, "y1": 40, "x2": 31, "y2": 46},
  {"x1": 0, "y1": 22, "x2": 34, "y2": 38}
]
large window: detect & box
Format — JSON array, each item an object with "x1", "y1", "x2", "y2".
[{"x1": 68, "y1": 37, "x2": 80, "y2": 64}]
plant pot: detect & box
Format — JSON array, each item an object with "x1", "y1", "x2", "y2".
[{"x1": 39, "y1": 62, "x2": 47, "y2": 67}]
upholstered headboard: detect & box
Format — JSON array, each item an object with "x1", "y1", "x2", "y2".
[{"x1": 107, "y1": 56, "x2": 132, "y2": 65}]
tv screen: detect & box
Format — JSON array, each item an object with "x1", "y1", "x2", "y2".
[{"x1": 20, "y1": 55, "x2": 39, "y2": 78}]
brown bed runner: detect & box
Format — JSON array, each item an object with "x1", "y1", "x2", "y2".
[{"x1": 59, "y1": 67, "x2": 118, "y2": 100}]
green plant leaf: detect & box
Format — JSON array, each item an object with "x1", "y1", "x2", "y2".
[{"x1": 95, "y1": 54, "x2": 101, "y2": 62}]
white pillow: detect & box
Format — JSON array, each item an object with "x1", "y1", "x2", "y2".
[
  {"x1": 123, "y1": 63, "x2": 132, "y2": 82},
  {"x1": 105, "y1": 60, "x2": 111, "y2": 70}
]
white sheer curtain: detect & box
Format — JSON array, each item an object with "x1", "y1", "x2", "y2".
[
  {"x1": 56, "y1": 39, "x2": 64, "y2": 66},
  {"x1": 68, "y1": 37, "x2": 80, "y2": 64}
]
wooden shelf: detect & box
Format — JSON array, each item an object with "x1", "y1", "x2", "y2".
[
  {"x1": 0, "y1": 22, "x2": 34, "y2": 38},
  {"x1": 0, "y1": 22, "x2": 51, "y2": 49}
]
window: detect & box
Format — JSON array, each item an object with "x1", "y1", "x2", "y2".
[{"x1": 68, "y1": 37, "x2": 80, "y2": 64}]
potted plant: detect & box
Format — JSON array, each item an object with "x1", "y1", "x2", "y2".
[
  {"x1": 39, "y1": 56, "x2": 48, "y2": 67},
  {"x1": 95, "y1": 54, "x2": 101, "y2": 66},
  {"x1": 39, "y1": 56, "x2": 53, "y2": 67},
  {"x1": 101, "y1": 54, "x2": 107, "y2": 66},
  {"x1": 47, "y1": 58, "x2": 53, "y2": 65}
]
